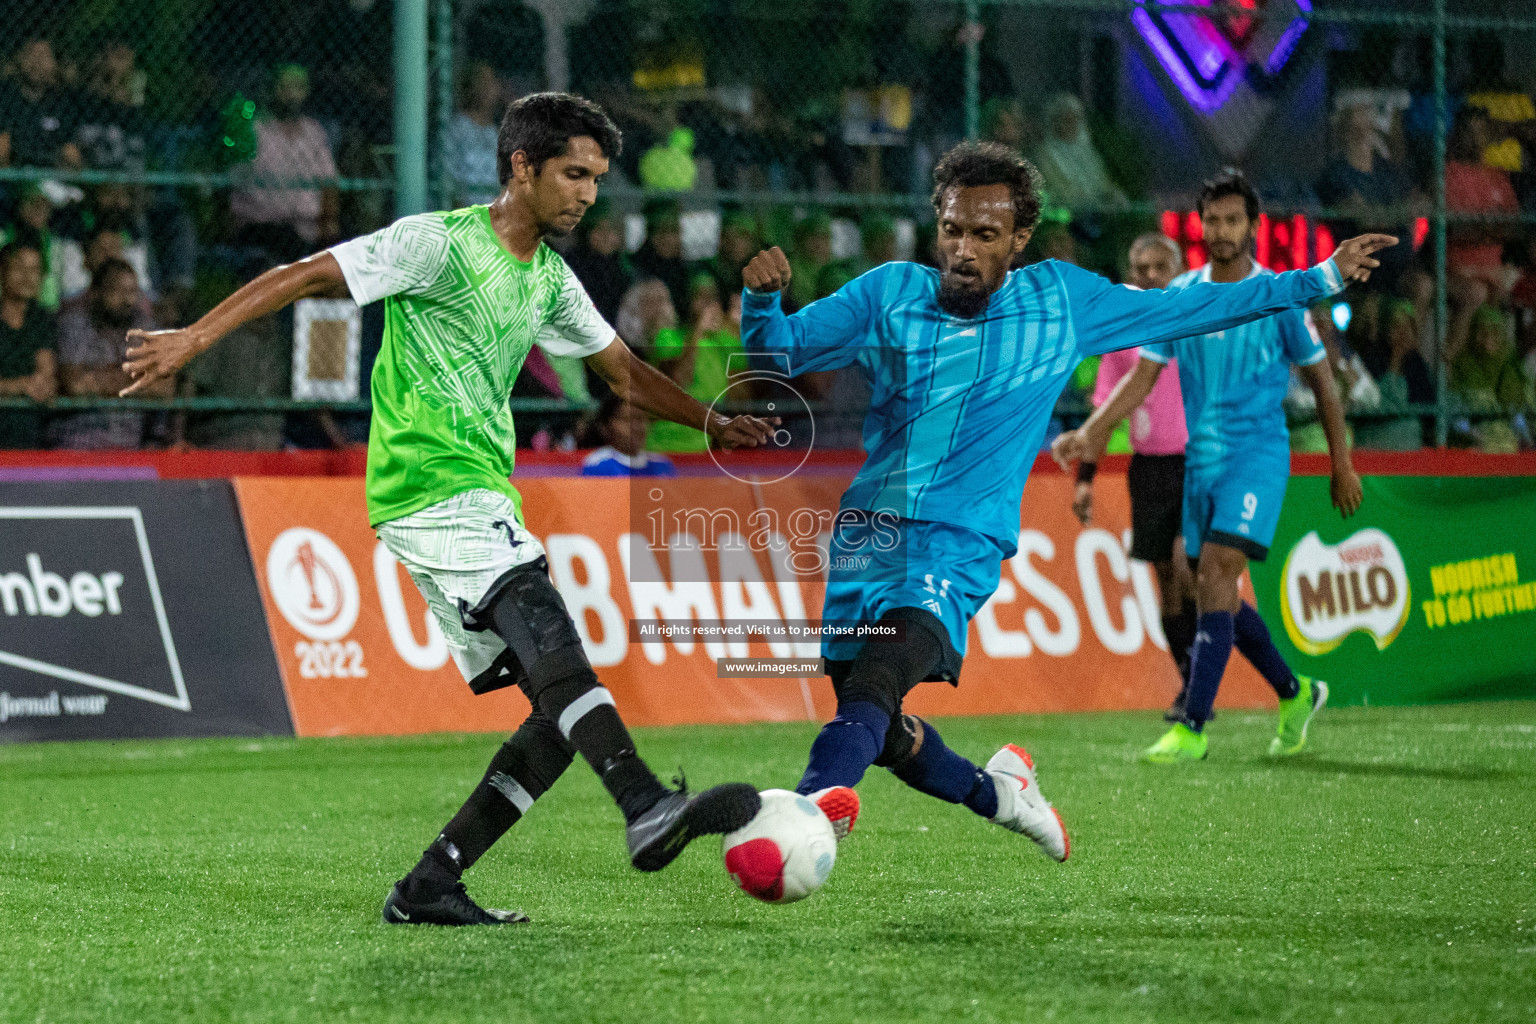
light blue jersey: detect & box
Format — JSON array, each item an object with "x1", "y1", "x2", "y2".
[
  {"x1": 742, "y1": 257, "x2": 1343, "y2": 553},
  {"x1": 1141, "y1": 261, "x2": 1327, "y2": 474},
  {"x1": 1140, "y1": 260, "x2": 1330, "y2": 561}
]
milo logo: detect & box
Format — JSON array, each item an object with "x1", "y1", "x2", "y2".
[{"x1": 1280, "y1": 528, "x2": 1410, "y2": 656}]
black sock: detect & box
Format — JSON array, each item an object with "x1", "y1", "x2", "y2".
[
  {"x1": 1233, "y1": 602, "x2": 1300, "y2": 700},
  {"x1": 538, "y1": 674, "x2": 668, "y2": 824},
  {"x1": 404, "y1": 836, "x2": 465, "y2": 899},
  {"x1": 1162, "y1": 598, "x2": 1199, "y2": 686},
  {"x1": 406, "y1": 712, "x2": 575, "y2": 897}
]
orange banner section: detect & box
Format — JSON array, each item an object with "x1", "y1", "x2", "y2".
[{"x1": 234, "y1": 475, "x2": 1268, "y2": 737}]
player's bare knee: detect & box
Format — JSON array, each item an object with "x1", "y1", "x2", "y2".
[{"x1": 1196, "y1": 549, "x2": 1245, "y2": 612}]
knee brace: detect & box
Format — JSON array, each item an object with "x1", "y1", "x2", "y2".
[{"x1": 467, "y1": 558, "x2": 591, "y2": 701}]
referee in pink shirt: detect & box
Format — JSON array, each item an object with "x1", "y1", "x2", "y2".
[{"x1": 1065, "y1": 233, "x2": 1199, "y2": 721}]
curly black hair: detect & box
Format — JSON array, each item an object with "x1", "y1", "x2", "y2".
[
  {"x1": 497, "y1": 91, "x2": 623, "y2": 184},
  {"x1": 1197, "y1": 167, "x2": 1261, "y2": 222},
  {"x1": 930, "y1": 141, "x2": 1044, "y2": 234}
]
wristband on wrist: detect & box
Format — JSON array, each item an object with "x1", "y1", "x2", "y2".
[{"x1": 1076, "y1": 461, "x2": 1098, "y2": 483}]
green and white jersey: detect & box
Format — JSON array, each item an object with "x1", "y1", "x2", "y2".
[{"x1": 330, "y1": 206, "x2": 614, "y2": 526}]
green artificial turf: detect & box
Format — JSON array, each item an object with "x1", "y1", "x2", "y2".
[{"x1": 3, "y1": 702, "x2": 1534, "y2": 1023}]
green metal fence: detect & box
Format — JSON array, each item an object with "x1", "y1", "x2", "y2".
[{"x1": 0, "y1": 0, "x2": 1533, "y2": 452}]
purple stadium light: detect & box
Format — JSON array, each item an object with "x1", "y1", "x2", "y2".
[{"x1": 1133, "y1": 0, "x2": 1311, "y2": 113}]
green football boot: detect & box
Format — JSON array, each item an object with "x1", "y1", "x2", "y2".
[
  {"x1": 1143, "y1": 722, "x2": 1208, "y2": 763},
  {"x1": 1270, "y1": 675, "x2": 1328, "y2": 757}
]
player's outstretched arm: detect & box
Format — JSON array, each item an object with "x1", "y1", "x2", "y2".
[
  {"x1": 1065, "y1": 234, "x2": 1398, "y2": 357},
  {"x1": 1298, "y1": 359, "x2": 1363, "y2": 518},
  {"x1": 585, "y1": 336, "x2": 776, "y2": 450},
  {"x1": 121, "y1": 252, "x2": 350, "y2": 395},
  {"x1": 740, "y1": 247, "x2": 877, "y2": 373}
]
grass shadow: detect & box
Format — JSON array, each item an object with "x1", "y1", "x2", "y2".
[{"x1": 1265, "y1": 755, "x2": 1516, "y2": 783}]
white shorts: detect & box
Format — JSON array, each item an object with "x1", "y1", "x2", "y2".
[{"x1": 376, "y1": 489, "x2": 546, "y2": 686}]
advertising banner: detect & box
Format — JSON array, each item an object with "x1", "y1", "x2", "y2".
[
  {"x1": 234, "y1": 474, "x2": 1271, "y2": 737},
  {"x1": 1254, "y1": 475, "x2": 1536, "y2": 705},
  {"x1": 0, "y1": 481, "x2": 292, "y2": 742}
]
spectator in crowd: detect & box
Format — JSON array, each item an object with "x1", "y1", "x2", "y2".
[
  {"x1": 579, "y1": 394, "x2": 677, "y2": 477},
  {"x1": 1028, "y1": 220, "x2": 1079, "y2": 265},
  {"x1": 181, "y1": 258, "x2": 289, "y2": 450},
  {"x1": 562, "y1": 196, "x2": 631, "y2": 326},
  {"x1": 858, "y1": 213, "x2": 899, "y2": 272},
  {"x1": 50, "y1": 257, "x2": 165, "y2": 449},
  {"x1": 230, "y1": 64, "x2": 340, "y2": 264},
  {"x1": 444, "y1": 62, "x2": 504, "y2": 207},
  {"x1": 1449, "y1": 304, "x2": 1532, "y2": 453},
  {"x1": 0, "y1": 183, "x2": 65, "y2": 310},
  {"x1": 0, "y1": 38, "x2": 81, "y2": 169},
  {"x1": 639, "y1": 126, "x2": 698, "y2": 192},
  {"x1": 1031, "y1": 93, "x2": 1126, "y2": 212},
  {"x1": 1463, "y1": 33, "x2": 1535, "y2": 207},
  {"x1": 698, "y1": 210, "x2": 760, "y2": 298},
  {"x1": 59, "y1": 222, "x2": 152, "y2": 310},
  {"x1": 1286, "y1": 302, "x2": 1379, "y2": 452},
  {"x1": 1445, "y1": 106, "x2": 1518, "y2": 299},
  {"x1": 615, "y1": 277, "x2": 677, "y2": 352},
  {"x1": 645, "y1": 274, "x2": 742, "y2": 453},
  {"x1": 73, "y1": 40, "x2": 146, "y2": 172},
  {"x1": 980, "y1": 97, "x2": 1028, "y2": 155},
  {"x1": 631, "y1": 199, "x2": 690, "y2": 315},
  {"x1": 787, "y1": 211, "x2": 834, "y2": 311},
  {"x1": 1354, "y1": 297, "x2": 1434, "y2": 450},
  {"x1": 0, "y1": 242, "x2": 57, "y2": 448},
  {"x1": 1316, "y1": 101, "x2": 1418, "y2": 292}
]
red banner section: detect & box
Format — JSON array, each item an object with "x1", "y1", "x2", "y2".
[
  {"x1": 8, "y1": 447, "x2": 1536, "y2": 481},
  {"x1": 234, "y1": 474, "x2": 1272, "y2": 737}
]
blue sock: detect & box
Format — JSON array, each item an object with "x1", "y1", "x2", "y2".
[
  {"x1": 1183, "y1": 611, "x2": 1235, "y2": 731},
  {"x1": 1233, "y1": 602, "x2": 1299, "y2": 699},
  {"x1": 796, "y1": 701, "x2": 890, "y2": 794},
  {"x1": 891, "y1": 718, "x2": 998, "y2": 818}
]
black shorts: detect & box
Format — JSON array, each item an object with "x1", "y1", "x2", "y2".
[{"x1": 1127, "y1": 452, "x2": 1185, "y2": 563}]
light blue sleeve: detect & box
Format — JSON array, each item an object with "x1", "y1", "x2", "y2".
[
  {"x1": 1280, "y1": 308, "x2": 1328, "y2": 367},
  {"x1": 1140, "y1": 340, "x2": 1173, "y2": 365},
  {"x1": 740, "y1": 265, "x2": 886, "y2": 374},
  {"x1": 1059, "y1": 259, "x2": 1345, "y2": 358}
]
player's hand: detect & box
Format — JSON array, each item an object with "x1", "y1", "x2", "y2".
[
  {"x1": 121, "y1": 327, "x2": 205, "y2": 396},
  {"x1": 1330, "y1": 234, "x2": 1399, "y2": 285},
  {"x1": 1331, "y1": 462, "x2": 1363, "y2": 518},
  {"x1": 708, "y1": 413, "x2": 781, "y2": 450},
  {"x1": 1072, "y1": 481, "x2": 1094, "y2": 526},
  {"x1": 742, "y1": 247, "x2": 792, "y2": 295},
  {"x1": 1050, "y1": 428, "x2": 1085, "y2": 471}
]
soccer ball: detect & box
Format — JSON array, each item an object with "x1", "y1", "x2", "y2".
[{"x1": 722, "y1": 789, "x2": 837, "y2": 904}]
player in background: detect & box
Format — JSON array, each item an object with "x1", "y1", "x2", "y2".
[
  {"x1": 1055, "y1": 170, "x2": 1363, "y2": 765},
  {"x1": 1068, "y1": 233, "x2": 1199, "y2": 722},
  {"x1": 119, "y1": 93, "x2": 772, "y2": 925},
  {"x1": 741, "y1": 143, "x2": 1393, "y2": 859}
]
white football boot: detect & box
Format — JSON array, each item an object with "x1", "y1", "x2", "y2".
[{"x1": 985, "y1": 744, "x2": 1069, "y2": 862}]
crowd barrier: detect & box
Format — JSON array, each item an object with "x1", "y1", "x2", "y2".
[{"x1": 1, "y1": 456, "x2": 1533, "y2": 742}]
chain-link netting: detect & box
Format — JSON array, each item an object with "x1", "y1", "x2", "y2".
[{"x1": 0, "y1": 0, "x2": 1531, "y2": 452}]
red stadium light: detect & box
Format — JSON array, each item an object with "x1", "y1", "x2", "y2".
[{"x1": 1161, "y1": 210, "x2": 1358, "y2": 274}]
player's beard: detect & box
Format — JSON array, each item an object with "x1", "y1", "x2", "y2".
[
  {"x1": 1207, "y1": 239, "x2": 1244, "y2": 264},
  {"x1": 936, "y1": 276, "x2": 992, "y2": 319}
]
